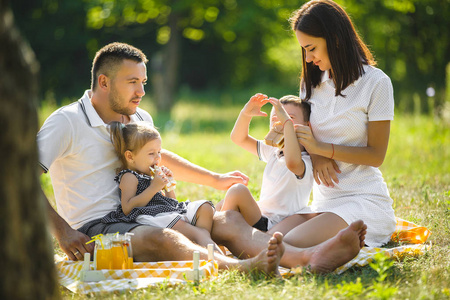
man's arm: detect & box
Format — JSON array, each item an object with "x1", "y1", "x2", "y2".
[
  {"x1": 160, "y1": 150, "x2": 248, "y2": 190},
  {"x1": 41, "y1": 172, "x2": 93, "y2": 261}
]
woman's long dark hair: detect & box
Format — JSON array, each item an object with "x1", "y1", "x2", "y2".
[{"x1": 290, "y1": 0, "x2": 375, "y2": 101}]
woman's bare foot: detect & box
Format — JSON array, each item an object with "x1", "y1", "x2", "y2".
[
  {"x1": 303, "y1": 220, "x2": 367, "y2": 274},
  {"x1": 239, "y1": 232, "x2": 285, "y2": 277}
]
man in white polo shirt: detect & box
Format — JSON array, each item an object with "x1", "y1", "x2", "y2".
[{"x1": 37, "y1": 42, "x2": 288, "y2": 275}]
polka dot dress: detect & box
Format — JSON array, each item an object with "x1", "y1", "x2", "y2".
[
  {"x1": 298, "y1": 65, "x2": 396, "y2": 247},
  {"x1": 101, "y1": 169, "x2": 188, "y2": 223}
]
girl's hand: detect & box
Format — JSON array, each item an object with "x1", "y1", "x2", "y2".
[
  {"x1": 268, "y1": 97, "x2": 290, "y2": 122},
  {"x1": 152, "y1": 171, "x2": 169, "y2": 191},
  {"x1": 242, "y1": 93, "x2": 270, "y2": 117},
  {"x1": 310, "y1": 154, "x2": 341, "y2": 187},
  {"x1": 295, "y1": 124, "x2": 319, "y2": 153},
  {"x1": 160, "y1": 166, "x2": 173, "y2": 178}
]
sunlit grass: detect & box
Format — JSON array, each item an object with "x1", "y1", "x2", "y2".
[{"x1": 39, "y1": 99, "x2": 450, "y2": 299}]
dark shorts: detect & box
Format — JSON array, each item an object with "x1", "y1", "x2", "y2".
[
  {"x1": 252, "y1": 216, "x2": 269, "y2": 232},
  {"x1": 77, "y1": 218, "x2": 142, "y2": 238}
]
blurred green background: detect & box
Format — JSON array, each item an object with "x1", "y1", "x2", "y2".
[{"x1": 11, "y1": 0, "x2": 450, "y2": 116}]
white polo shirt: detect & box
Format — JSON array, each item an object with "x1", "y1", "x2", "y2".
[
  {"x1": 257, "y1": 142, "x2": 314, "y2": 229},
  {"x1": 37, "y1": 90, "x2": 153, "y2": 229}
]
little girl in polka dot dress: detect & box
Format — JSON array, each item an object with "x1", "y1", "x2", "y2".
[{"x1": 101, "y1": 121, "x2": 222, "y2": 253}]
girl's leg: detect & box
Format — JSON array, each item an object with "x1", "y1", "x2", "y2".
[
  {"x1": 221, "y1": 183, "x2": 262, "y2": 226},
  {"x1": 267, "y1": 213, "x2": 319, "y2": 236},
  {"x1": 283, "y1": 212, "x2": 348, "y2": 248},
  {"x1": 195, "y1": 203, "x2": 214, "y2": 232},
  {"x1": 172, "y1": 218, "x2": 224, "y2": 255}
]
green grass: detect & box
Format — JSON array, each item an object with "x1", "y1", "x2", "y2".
[{"x1": 40, "y1": 98, "x2": 450, "y2": 299}]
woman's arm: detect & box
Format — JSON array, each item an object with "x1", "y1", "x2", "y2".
[{"x1": 297, "y1": 120, "x2": 390, "y2": 167}]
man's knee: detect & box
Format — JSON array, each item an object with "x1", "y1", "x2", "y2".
[
  {"x1": 212, "y1": 210, "x2": 247, "y2": 242},
  {"x1": 131, "y1": 226, "x2": 177, "y2": 252}
]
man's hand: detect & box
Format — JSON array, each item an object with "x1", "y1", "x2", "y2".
[
  {"x1": 56, "y1": 227, "x2": 94, "y2": 261},
  {"x1": 212, "y1": 171, "x2": 249, "y2": 190}
]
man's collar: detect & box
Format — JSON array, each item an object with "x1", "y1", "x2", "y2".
[{"x1": 80, "y1": 90, "x2": 105, "y2": 127}]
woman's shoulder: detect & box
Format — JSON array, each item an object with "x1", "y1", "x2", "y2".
[{"x1": 363, "y1": 65, "x2": 392, "y2": 83}]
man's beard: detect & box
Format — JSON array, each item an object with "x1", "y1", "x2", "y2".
[{"x1": 109, "y1": 86, "x2": 135, "y2": 116}]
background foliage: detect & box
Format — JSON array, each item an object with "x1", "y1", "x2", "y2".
[{"x1": 11, "y1": 0, "x2": 450, "y2": 113}]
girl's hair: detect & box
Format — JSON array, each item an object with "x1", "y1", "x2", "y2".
[
  {"x1": 279, "y1": 95, "x2": 311, "y2": 122},
  {"x1": 109, "y1": 121, "x2": 160, "y2": 172},
  {"x1": 290, "y1": 0, "x2": 375, "y2": 101}
]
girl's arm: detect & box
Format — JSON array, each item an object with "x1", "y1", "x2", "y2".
[
  {"x1": 119, "y1": 172, "x2": 167, "y2": 215},
  {"x1": 296, "y1": 120, "x2": 390, "y2": 167},
  {"x1": 230, "y1": 93, "x2": 270, "y2": 156},
  {"x1": 269, "y1": 98, "x2": 305, "y2": 177}
]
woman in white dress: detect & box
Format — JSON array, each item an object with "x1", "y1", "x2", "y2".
[{"x1": 268, "y1": 0, "x2": 396, "y2": 248}]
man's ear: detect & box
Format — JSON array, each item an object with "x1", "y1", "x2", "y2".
[
  {"x1": 124, "y1": 150, "x2": 134, "y2": 164},
  {"x1": 98, "y1": 74, "x2": 109, "y2": 90}
]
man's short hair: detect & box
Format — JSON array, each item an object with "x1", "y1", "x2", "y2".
[{"x1": 91, "y1": 42, "x2": 148, "y2": 91}]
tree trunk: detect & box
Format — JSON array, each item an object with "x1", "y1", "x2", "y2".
[
  {"x1": 151, "y1": 11, "x2": 181, "y2": 112},
  {"x1": 0, "y1": 0, "x2": 59, "y2": 299}
]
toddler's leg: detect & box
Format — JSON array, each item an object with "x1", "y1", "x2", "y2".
[
  {"x1": 195, "y1": 202, "x2": 214, "y2": 232},
  {"x1": 221, "y1": 183, "x2": 262, "y2": 226},
  {"x1": 173, "y1": 216, "x2": 224, "y2": 255}
]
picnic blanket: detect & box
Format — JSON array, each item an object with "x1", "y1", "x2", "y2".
[
  {"x1": 333, "y1": 217, "x2": 431, "y2": 274},
  {"x1": 56, "y1": 217, "x2": 430, "y2": 294},
  {"x1": 56, "y1": 258, "x2": 218, "y2": 294}
]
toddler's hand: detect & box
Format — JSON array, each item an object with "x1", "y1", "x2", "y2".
[
  {"x1": 242, "y1": 93, "x2": 270, "y2": 117},
  {"x1": 160, "y1": 166, "x2": 173, "y2": 178},
  {"x1": 268, "y1": 97, "x2": 290, "y2": 123},
  {"x1": 152, "y1": 172, "x2": 169, "y2": 191}
]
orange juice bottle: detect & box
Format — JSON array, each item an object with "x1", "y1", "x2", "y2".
[
  {"x1": 94, "y1": 237, "x2": 112, "y2": 270},
  {"x1": 124, "y1": 233, "x2": 134, "y2": 269},
  {"x1": 111, "y1": 236, "x2": 127, "y2": 269}
]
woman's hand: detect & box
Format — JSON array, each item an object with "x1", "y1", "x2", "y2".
[
  {"x1": 310, "y1": 154, "x2": 341, "y2": 187},
  {"x1": 242, "y1": 93, "x2": 270, "y2": 117},
  {"x1": 295, "y1": 123, "x2": 319, "y2": 154}
]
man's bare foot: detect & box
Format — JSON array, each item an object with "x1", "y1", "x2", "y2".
[
  {"x1": 240, "y1": 232, "x2": 285, "y2": 277},
  {"x1": 305, "y1": 220, "x2": 367, "y2": 274}
]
